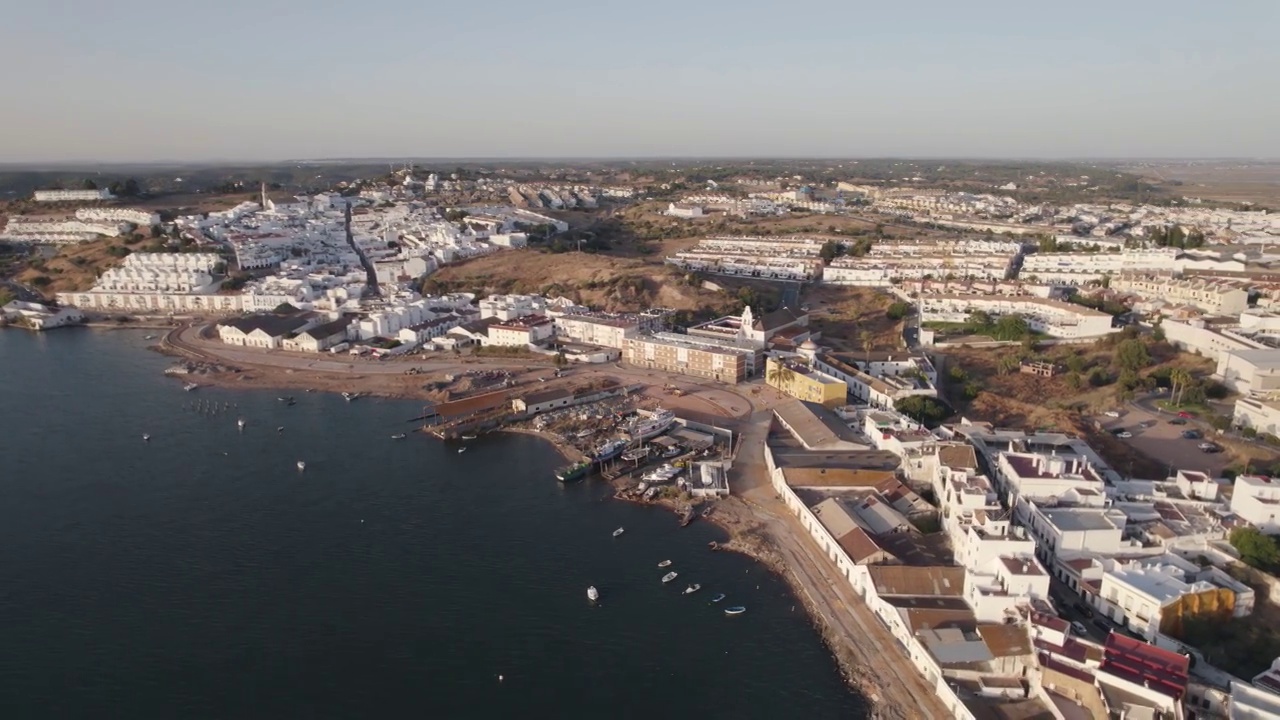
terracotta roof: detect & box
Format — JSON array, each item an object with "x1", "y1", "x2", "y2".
[
  {"x1": 938, "y1": 444, "x2": 979, "y2": 470},
  {"x1": 867, "y1": 566, "x2": 965, "y2": 596},
  {"x1": 781, "y1": 467, "x2": 897, "y2": 487},
  {"x1": 979, "y1": 625, "x2": 1033, "y2": 658},
  {"x1": 837, "y1": 526, "x2": 893, "y2": 564}
]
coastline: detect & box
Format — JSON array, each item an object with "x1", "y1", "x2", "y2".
[{"x1": 149, "y1": 332, "x2": 890, "y2": 714}]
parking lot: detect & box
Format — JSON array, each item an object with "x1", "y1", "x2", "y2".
[{"x1": 1099, "y1": 406, "x2": 1231, "y2": 476}]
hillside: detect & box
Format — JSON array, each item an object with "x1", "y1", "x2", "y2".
[
  {"x1": 15, "y1": 238, "x2": 134, "y2": 296},
  {"x1": 425, "y1": 246, "x2": 776, "y2": 318}
]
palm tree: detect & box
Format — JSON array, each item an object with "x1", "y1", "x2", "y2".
[
  {"x1": 767, "y1": 358, "x2": 797, "y2": 388},
  {"x1": 860, "y1": 331, "x2": 873, "y2": 364},
  {"x1": 1170, "y1": 368, "x2": 1193, "y2": 406}
]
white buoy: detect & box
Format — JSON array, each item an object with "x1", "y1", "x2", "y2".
[{"x1": 498, "y1": 675, "x2": 504, "y2": 682}]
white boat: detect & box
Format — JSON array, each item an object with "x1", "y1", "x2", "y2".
[
  {"x1": 143, "y1": 335, "x2": 157, "y2": 340},
  {"x1": 683, "y1": 584, "x2": 701, "y2": 595},
  {"x1": 277, "y1": 426, "x2": 285, "y2": 433},
  {"x1": 661, "y1": 571, "x2": 678, "y2": 584},
  {"x1": 237, "y1": 418, "x2": 246, "y2": 430},
  {"x1": 183, "y1": 383, "x2": 198, "y2": 392},
  {"x1": 627, "y1": 409, "x2": 677, "y2": 442},
  {"x1": 458, "y1": 447, "x2": 467, "y2": 454},
  {"x1": 461, "y1": 434, "x2": 477, "y2": 440},
  {"x1": 711, "y1": 593, "x2": 726, "y2": 603},
  {"x1": 296, "y1": 461, "x2": 306, "y2": 471},
  {"x1": 391, "y1": 433, "x2": 407, "y2": 440},
  {"x1": 612, "y1": 527, "x2": 624, "y2": 538},
  {"x1": 657, "y1": 560, "x2": 672, "y2": 568},
  {"x1": 587, "y1": 585, "x2": 599, "y2": 602},
  {"x1": 724, "y1": 606, "x2": 746, "y2": 616},
  {"x1": 142, "y1": 434, "x2": 151, "y2": 442}
]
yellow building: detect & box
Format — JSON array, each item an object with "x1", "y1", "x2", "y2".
[{"x1": 766, "y1": 357, "x2": 847, "y2": 408}]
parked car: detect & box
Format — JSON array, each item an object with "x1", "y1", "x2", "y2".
[
  {"x1": 1178, "y1": 410, "x2": 1194, "y2": 419},
  {"x1": 1103, "y1": 411, "x2": 1121, "y2": 418},
  {"x1": 1113, "y1": 430, "x2": 1133, "y2": 439},
  {"x1": 1199, "y1": 442, "x2": 1222, "y2": 453},
  {"x1": 1073, "y1": 602, "x2": 1094, "y2": 618},
  {"x1": 1181, "y1": 429, "x2": 1201, "y2": 439},
  {"x1": 1071, "y1": 621, "x2": 1089, "y2": 636},
  {"x1": 1168, "y1": 418, "x2": 1187, "y2": 425},
  {"x1": 1092, "y1": 618, "x2": 1113, "y2": 633}
]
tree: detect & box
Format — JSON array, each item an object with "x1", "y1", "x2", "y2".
[
  {"x1": 1170, "y1": 368, "x2": 1193, "y2": 405},
  {"x1": 895, "y1": 396, "x2": 949, "y2": 425},
  {"x1": 1151, "y1": 324, "x2": 1166, "y2": 343},
  {"x1": 885, "y1": 301, "x2": 911, "y2": 320},
  {"x1": 1229, "y1": 527, "x2": 1280, "y2": 571},
  {"x1": 997, "y1": 354, "x2": 1021, "y2": 376},
  {"x1": 967, "y1": 310, "x2": 993, "y2": 329},
  {"x1": 766, "y1": 359, "x2": 797, "y2": 387},
  {"x1": 991, "y1": 314, "x2": 1029, "y2": 341},
  {"x1": 818, "y1": 240, "x2": 841, "y2": 264},
  {"x1": 1065, "y1": 353, "x2": 1086, "y2": 374},
  {"x1": 1114, "y1": 339, "x2": 1152, "y2": 373},
  {"x1": 860, "y1": 331, "x2": 873, "y2": 362},
  {"x1": 82, "y1": 178, "x2": 98, "y2": 190},
  {"x1": 120, "y1": 178, "x2": 141, "y2": 197}
]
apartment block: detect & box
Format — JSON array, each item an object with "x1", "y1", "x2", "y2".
[
  {"x1": 623, "y1": 333, "x2": 755, "y2": 383},
  {"x1": 553, "y1": 313, "x2": 639, "y2": 349},
  {"x1": 1112, "y1": 274, "x2": 1248, "y2": 315},
  {"x1": 1230, "y1": 475, "x2": 1280, "y2": 533},
  {"x1": 33, "y1": 188, "x2": 114, "y2": 202},
  {"x1": 765, "y1": 357, "x2": 847, "y2": 408},
  {"x1": 823, "y1": 254, "x2": 1014, "y2": 286},
  {"x1": 919, "y1": 294, "x2": 1116, "y2": 339}
]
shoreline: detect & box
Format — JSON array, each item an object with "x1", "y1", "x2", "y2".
[{"x1": 151, "y1": 334, "x2": 888, "y2": 712}]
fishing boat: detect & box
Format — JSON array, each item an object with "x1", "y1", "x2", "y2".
[
  {"x1": 296, "y1": 461, "x2": 306, "y2": 471},
  {"x1": 555, "y1": 461, "x2": 590, "y2": 483},
  {"x1": 183, "y1": 382, "x2": 198, "y2": 392},
  {"x1": 724, "y1": 606, "x2": 746, "y2": 616},
  {"x1": 612, "y1": 527, "x2": 625, "y2": 537},
  {"x1": 461, "y1": 434, "x2": 477, "y2": 440},
  {"x1": 661, "y1": 444, "x2": 683, "y2": 459},
  {"x1": 661, "y1": 571, "x2": 678, "y2": 584},
  {"x1": 683, "y1": 584, "x2": 701, "y2": 595},
  {"x1": 657, "y1": 560, "x2": 672, "y2": 568},
  {"x1": 589, "y1": 438, "x2": 627, "y2": 464},
  {"x1": 626, "y1": 409, "x2": 676, "y2": 442},
  {"x1": 237, "y1": 418, "x2": 246, "y2": 430},
  {"x1": 141, "y1": 434, "x2": 151, "y2": 442},
  {"x1": 711, "y1": 593, "x2": 726, "y2": 603},
  {"x1": 391, "y1": 433, "x2": 407, "y2": 440},
  {"x1": 457, "y1": 447, "x2": 467, "y2": 454},
  {"x1": 621, "y1": 447, "x2": 648, "y2": 462},
  {"x1": 587, "y1": 585, "x2": 599, "y2": 602}
]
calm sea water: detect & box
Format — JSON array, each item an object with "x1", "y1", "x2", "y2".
[{"x1": 0, "y1": 328, "x2": 867, "y2": 719}]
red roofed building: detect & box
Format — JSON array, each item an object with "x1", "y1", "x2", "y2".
[{"x1": 1099, "y1": 633, "x2": 1188, "y2": 701}]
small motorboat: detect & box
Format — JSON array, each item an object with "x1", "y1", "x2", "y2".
[
  {"x1": 237, "y1": 418, "x2": 246, "y2": 430},
  {"x1": 277, "y1": 426, "x2": 285, "y2": 433},
  {"x1": 142, "y1": 434, "x2": 151, "y2": 442},
  {"x1": 661, "y1": 571, "x2": 678, "y2": 584},
  {"x1": 657, "y1": 560, "x2": 672, "y2": 568},
  {"x1": 612, "y1": 527, "x2": 624, "y2": 538},
  {"x1": 296, "y1": 461, "x2": 306, "y2": 471},
  {"x1": 711, "y1": 593, "x2": 726, "y2": 603},
  {"x1": 183, "y1": 382, "x2": 198, "y2": 392},
  {"x1": 457, "y1": 447, "x2": 467, "y2": 454},
  {"x1": 461, "y1": 434, "x2": 477, "y2": 440},
  {"x1": 708, "y1": 541, "x2": 719, "y2": 551},
  {"x1": 683, "y1": 584, "x2": 701, "y2": 595},
  {"x1": 724, "y1": 606, "x2": 746, "y2": 616},
  {"x1": 587, "y1": 585, "x2": 599, "y2": 602},
  {"x1": 391, "y1": 433, "x2": 407, "y2": 440},
  {"x1": 143, "y1": 334, "x2": 157, "y2": 340},
  {"x1": 701, "y1": 506, "x2": 713, "y2": 518}
]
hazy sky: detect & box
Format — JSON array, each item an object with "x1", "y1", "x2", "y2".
[{"x1": 2, "y1": 0, "x2": 1277, "y2": 162}]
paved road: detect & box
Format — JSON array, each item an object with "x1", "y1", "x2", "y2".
[{"x1": 1101, "y1": 405, "x2": 1228, "y2": 476}]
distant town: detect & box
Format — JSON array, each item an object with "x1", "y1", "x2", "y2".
[{"x1": 6, "y1": 160, "x2": 1280, "y2": 718}]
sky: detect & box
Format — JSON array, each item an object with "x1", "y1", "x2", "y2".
[{"x1": 1, "y1": 0, "x2": 1277, "y2": 162}]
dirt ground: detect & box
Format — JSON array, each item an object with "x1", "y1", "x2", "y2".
[
  {"x1": 15, "y1": 237, "x2": 133, "y2": 295},
  {"x1": 803, "y1": 285, "x2": 901, "y2": 351},
  {"x1": 1125, "y1": 162, "x2": 1280, "y2": 207}
]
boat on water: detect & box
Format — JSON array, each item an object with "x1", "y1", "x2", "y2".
[
  {"x1": 277, "y1": 426, "x2": 285, "y2": 433},
  {"x1": 461, "y1": 434, "x2": 477, "y2": 440},
  {"x1": 661, "y1": 571, "x2": 678, "y2": 584},
  {"x1": 612, "y1": 527, "x2": 624, "y2": 537},
  {"x1": 143, "y1": 334, "x2": 157, "y2": 340},
  {"x1": 342, "y1": 392, "x2": 358, "y2": 402},
  {"x1": 587, "y1": 585, "x2": 599, "y2": 602},
  {"x1": 183, "y1": 382, "x2": 198, "y2": 392},
  {"x1": 296, "y1": 460, "x2": 306, "y2": 471},
  {"x1": 391, "y1": 433, "x2": 407, "y2": 440},
  {"x1": 711, "y1": 593, "x2": 726, "y2": 603},
  {"x1": 657, "y1": 560, "x2": 672, "y2": 568},
  {"x1": 679, "y1": 508, "x2": 695, "y2": 527},
  {"x1": 555, "y1": 461, "x2": 590, "y2": 483},
  {"x1": 237, "y1": 418, "x2": 246, "y2": 430},
  {"x1": 627, "y1": 409, "x2": 676, "y2": 442},
  {"x1": 589, "y1": 438, "x2": 627, "y2": 464},
  {"x1": 683, "y1": 584, "x2": 701, "y2": 595},
  {"x1": 724, "y1": 606, "x2": 746, "y2": 616},
  {"x1": 141, "y1": 434, "x2": 151, "y2": 442},
  {"x1": 701, "y1": 506, "x2": 713, "y2": 518},
  {"x1": 457, "y1": 447, "x2": 467, "y2": 454}
]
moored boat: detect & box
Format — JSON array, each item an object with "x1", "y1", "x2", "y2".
[
  {"x1": 587, "y1": 585, "x2": 599, "y2": 602},
  {"x1": 626, "y1": 409, "x2": 676, "y2": 442},
  {"x1": 589, "y1": 438, "x2": 627, "y2": 464},
  {"x1": 612, "y1": 527, "x2": 624, "y2": 537},
  {"x1": 724, "y1": 606, "x2": 746, "y2": 616},
  {"x1": 657, "y1": 560, "x2": 672, "y2": 568},
  {"x1": 183, "y1": 382, "x2": 199, "y2": 392},
  {"x1": 621, "y1": 447, "x2": 648, "y2": 462},
  {"x1": 296, "y1": 460, "x2": 306, "y2": 471},
  {"x1": 711, "y1": 593, "x2": 726, "y2": 603},
  {"x1": 391, "y1": 433, "x2": 407, "y2": 440},
  {"x1": 555, "y1": 461, "x2": 589, "y2": 483},
  {"x1": 661, "y1": 571, "x2": 678, "y2": 584},
  {"x1": 683, "y1": 584, "x2": 701, "y2": 595},
  {"x1": 461, "y1": 434, "x2": 477, "y2": 440}
]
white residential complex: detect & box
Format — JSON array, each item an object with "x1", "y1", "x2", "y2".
[
  {"x1": 1230, "y1": 475, "x2": 1280, "y2": 534},
  {"x1": 1112, "y1": 274, "x2": 1249, "y2": 316},
  {"x1": 920, "y1": 294, "x2": 1116, "y2": 338},
  {"x1": 824, "y1": 254, "x2": 1015, "y2": 286},
  {"x1": 1019, "y1": 249, "x2": 1182, "y2": 285},
  {"x1": 666, "y1": 236, "x2": 825, "y2": 281},
  {"x1": 33, "y1": 188, "x2": 114, "y2": 202}
]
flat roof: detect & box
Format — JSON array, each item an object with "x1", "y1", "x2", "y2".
[
  {"x1": 1043, "y1": 508, "x2": 1124, "y2": 533},
  {"x1": 781, "y1": 466, "x2": 897, "y2": 487},
  {"x1": 867, "y1": 566, "x2": 965, "y2": 597},
  {"x1": 773, "y1": 399, "x2": 863, "y2": 449}
]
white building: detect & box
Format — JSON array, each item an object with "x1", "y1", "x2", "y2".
[
  {"x1": 1230, "y1": 475, "x2": 1280, "y2": 533},
  {"x1": 553, "y1": 313, "x2": 639, "y2": 349},
  {"x1": 1113, "y1": 274, "x2": 1249, "y2": 316},
  {"x1": 1019, "y1": 248, "x2": 1182, "y2": 285},
  {"x1": 666, "y1": 203, "x2": 704, "y2": 218},
  {"x1": 479, "y1": 294, "x2": 547, "y2": 321},
  {"x1": 1096, "y1": 556, "x2": 1253, "y2": 640},
  {"x1": 1234, "y1": 396, "x2": 1280, "y2": 437},
  {"x1": 75, "y1": 207, "x2": 159, "y2": 226},
  {"x1": 1217, "y1": 349, "x2": 1280, "y2": 395},
  {"x1": 1, "y1": 300, "x2": 85, "y2": 330},
  {"x1": 823, "y1": 255, "x2": 1014, "y2": 286},
  {"x1": 33, "y1": 188, "x2": 114, "y2": 202},
  {"x1": 919, "y1": 294, "x2": 1116, "y2": 339},
  {"x1": 486, "y1": 315, "x2": 554, "y2": 347}
]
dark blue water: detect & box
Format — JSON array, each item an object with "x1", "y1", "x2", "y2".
[{"x1": 0, "y1": 328, "x2": 867, "y2": 719}]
